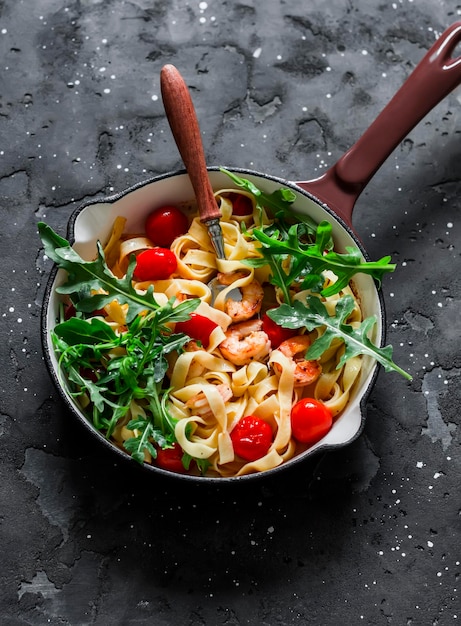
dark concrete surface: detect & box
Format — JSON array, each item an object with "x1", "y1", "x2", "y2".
[{"x1": 1, "y1": 1, "x2": 460, "y2": 624}]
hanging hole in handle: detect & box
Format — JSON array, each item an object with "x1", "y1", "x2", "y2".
[
  {"x1": 451, "y1": 40, "x2": 461, "y2": 60},
  {"x1": 442, "y1": 40, "x2": 461, "y2": 69},
  {"x1": 437, "y1": 22, "x2": 461, "y2": 67}
]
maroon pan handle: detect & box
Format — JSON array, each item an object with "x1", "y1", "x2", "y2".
[{"x1": 296, "y1": 22, "x2": 461, "y2": 229}]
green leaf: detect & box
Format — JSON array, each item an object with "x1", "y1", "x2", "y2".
[
  {"x1": 221, "y1": 168, "x2": 319, "y2": 231},
  {"x1": 220, "y1": 169, "x2": 296, "y2": 213},
  {"x1": 39, "y1": 222, "x2": 172, "y2": 323},
  {"x1": 54, "y1": 317, "x2": 117, "y2": 345},
  {"x1": 251, "y1": 220, "x2": 395, "y2": 299},
  {"x1": 268, "y1": 297, "x2": 412, "y2": 380}
]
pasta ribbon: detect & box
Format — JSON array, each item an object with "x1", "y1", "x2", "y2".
[{"x1": 94, "y1": 188, "x2": 366, "y2": 477}]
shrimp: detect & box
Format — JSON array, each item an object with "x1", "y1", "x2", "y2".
[
  {"x1": 184, "y1": 340, "x2": 204, "y2": 352},
  {"x1": 185, "y1": 383, "x2": 233, "y2": 418},
  {"x1": 219, "y1": 319, "x2": 271, "y2": 366},
  {"x1": 217, "y1": 270, "x2": 264, "y2": 322},
  {"x1": 276, "y1": 335, "x2": 322, "y2": 387}
]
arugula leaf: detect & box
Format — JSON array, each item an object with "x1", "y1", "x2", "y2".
[
  {"x1": 268, "y1": 297, "x2": 411, "y2": 380},
  {"x1": 124, "y1": 417, "x2": 160, "y2": 464},
  {"x1": 54, "y1": 317, "x2": 118, "y2": 345},
  {"x1": 221, "y1": 168, "x2": 319, "y2": 232},
  {"x1": 39, "y1": 222, "x2": 165, "y2": 323},
  {"x1": 52, "y1": 308, "x2": 196, "y2": 463},
  {"x1": 39, "y1": 221, "x2": 207, "y2": 467},
  {"x1": 182, "y1": 452, "x2": 210, "y2": 475},
  {"x1": 221, "y1": 168, "x2": 296, "y2": 211},
  {"x1": 220, "y1": 173, "x2": 395, "y2": 302},
  {"x1": 248, "y1": 220, "x2": 395, "y2": 300}
]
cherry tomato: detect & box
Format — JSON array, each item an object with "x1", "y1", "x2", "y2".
[
  {"x1": 134, "y1": 248, "x2": 177, "y2": 281},
  {"x1": 175, "y1": 313, "x2": 219, "y2": 349},
  {"x1": 230, "y1": 415, "x2": 273, "y2": 461},
  {"x1": 64, "y1": 302, "x2": 76, "y2": 320},
  {"x1": 155, "y1": 443, "x2": 187, "y2": 473},
  {"x1": 145, "y1": 205, "x2": 189, "y2": 247},
  {"x1": 230, "y1": 193, "x2": 253, "y2": 216},
  {"x1": 79, "y1": 366, "x2": 99, "y2": 383},
  {"x1": 261, "y1": 311, "x2": 298, "y2": 348},
  {"x1": 290, "y1": 398, "x2": 332, "y2": 445}
]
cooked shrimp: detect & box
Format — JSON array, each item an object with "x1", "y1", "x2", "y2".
[
  {"x1": 216, "y1": 270, "x2": 248, "y2": 286},
  {"x1": 219, "y1": 319, "x2": 271, "y2": 366},
  {"x1": 184, "y1": 340, "x2": 204, "y2": 352},
  {"x1": 185, "y1": 383, "x2": 233, "y2": 418},
  {"x1": 217, "y1": 270, "x2": 264, "y2": 322},
  {"x1": 276, "y1": 335, "x2": 322, "y2": 387}
]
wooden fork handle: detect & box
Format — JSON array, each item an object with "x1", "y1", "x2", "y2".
[{"x1": 160, "y1": 64, "x2": 221, "y2": 223}]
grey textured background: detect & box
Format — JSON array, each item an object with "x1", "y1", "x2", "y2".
[{"x1": 1, "y1": 1, "x2": 460, "y2": 624}]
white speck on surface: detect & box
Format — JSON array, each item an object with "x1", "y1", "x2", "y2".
[
  {"x1": 253, "y1": 47, "x2": 262, "y2": 58},
  {"x1": 361, "y1": 49, "x2": 368, "y2": 55}
]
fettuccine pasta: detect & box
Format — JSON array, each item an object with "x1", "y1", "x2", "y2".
[{"x1": 91, "y1": 187, "x2": 364, "y2": 477}]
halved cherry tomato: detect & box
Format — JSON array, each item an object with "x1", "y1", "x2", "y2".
[
  {"x1": 261, "y1": 311, "x2": 298, "y2": 348},
  {"x1": 145, "y1": 205, "x2": 189, "y2": 247},
  {"x1": 230, "y1": 415, "x2": 273, "y2": 461},
  {"x1": 175, "y1": 313, "x2": 219, "y2": 349},
  {"x1": 155, "y1": 443, "x2": 187, "y2": 473},
  {"x1": 230, "y1": 193, "x2": 253, "y2": 216},
  {"x1": 134, "y1": 248, "x2": 177, "y2": 281},
  {"x1": 290, "y1": 398, "x2": 332, "y2": 445}
]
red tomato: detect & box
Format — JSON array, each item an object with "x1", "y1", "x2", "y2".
[
  {"x1": 64, "y1": 302, "x2": 76, "y2": 320},
  {"x1": 145, "y1": 205, "x2": 189, "y2": 247},
  {"x1": 230, "y1": 193, "x2": 253, "y2": 216},
  {"x1": 79, "y1": 366, "x2": 99, "y2": 383},
  {"x1": 230, "y1": 415, "x2": 273, "y2": 461},
  {"x1": 261, "y1": 311, "x2": 298, "y2": 348},
  {"x1": 290, "y1": 398, "x2": 332, "y2": 445},
  {"x1": 134, "y1": 248, "x2": 177, "y2": 281},
  {"x1": 175, "y1": 313, "x2": 219, "y2": 349},
  {"x1": 155, "y1": 443, "x2": 187, "y2": 473}
]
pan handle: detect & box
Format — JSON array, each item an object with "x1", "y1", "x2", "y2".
[{"x1": 296, "y1": 22, "x2": 461, "y2": 229}]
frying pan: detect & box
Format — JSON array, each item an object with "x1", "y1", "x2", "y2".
[{"x1": 41, "y1": 22, "x2": 461, "y2": 482}]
